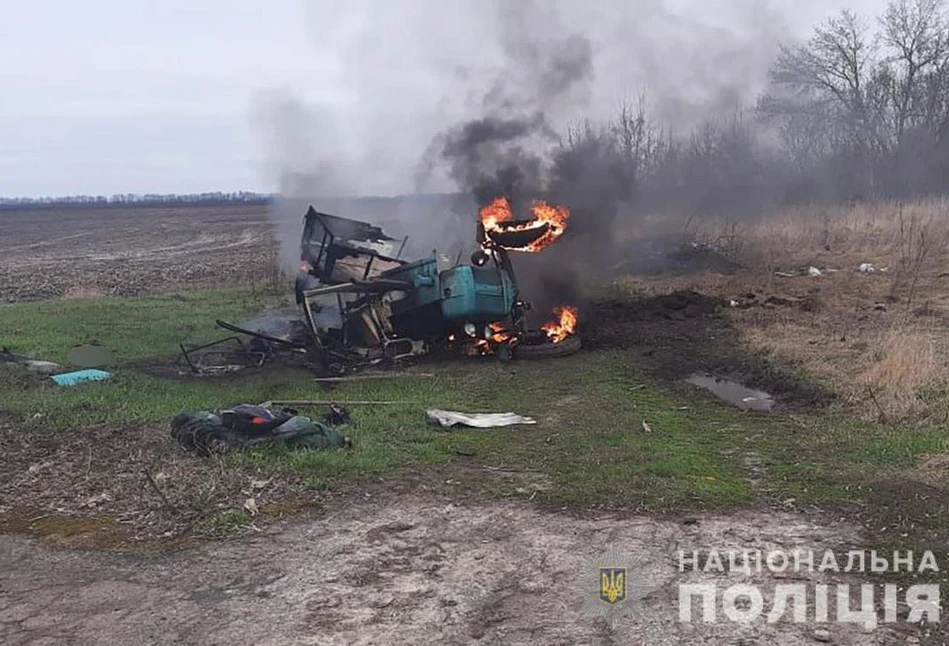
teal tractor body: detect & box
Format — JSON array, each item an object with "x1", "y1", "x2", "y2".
[
  {"x1": 439, "y1": 264, "x2": 517, "y2": 322},
  {"x1": 295, "y1": 207, "x2": 525, "y2": 361},
  {"x1": 382, "y1": 253, "x2": 519, "y2": 339}
]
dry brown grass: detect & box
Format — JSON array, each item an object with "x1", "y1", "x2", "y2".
[
  {"x1": 739, "y1": 314, "x2": 947, "y2": 422},
  {"x1": 618, "y1": 198, "x2": 949, "y2": 422},
  {"x1": 731, "y1": 200, "x2": 949, "y2": 422},
  {"x1": 853, "y1": 325, "x2": 940, "y2": 420},
  {"x1": 693, "y1": 198, "x2": 949, "y2": 281}
]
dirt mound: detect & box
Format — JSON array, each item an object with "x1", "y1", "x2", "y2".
[
  {"x1": 584, "y1": 290, "x2": 723, "y2": 348},
  {"x1": 665, "y1": 242, "x2": 742, "y2": 274},
  {"x1": 610, "y1": 234, "x2": 741, "y2": 276},
  {"x1": 582, "y1": 289, "x2": 832, "y2": 410}
]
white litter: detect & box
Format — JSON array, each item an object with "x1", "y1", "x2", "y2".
[
  {"x1": 858, "y1": 263, "x2": 877, "y2": 274},
  {"x1": 808, "y1": 266, "x2": 822, "y2": 276},
  {"x1": 243, "y1": 497, "x2": 259, "y2": 516},
  {"x1": 426, "y1": 409, "x2": 537, "y2": 428},
  {"x1": 19, "y1": 359, "x2": 64, "y2": 375}
]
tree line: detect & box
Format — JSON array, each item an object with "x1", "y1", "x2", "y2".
[
  {"x1": 554, "y1": 0, "x2": 949, "y2": 216},
  {"x1": 0, "y1": 191, "x2": 272, "y2": 210}
]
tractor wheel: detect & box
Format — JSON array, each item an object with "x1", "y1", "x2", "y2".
[{"x1": 513, "y1": 333, "x2": 582, "y2": 359}]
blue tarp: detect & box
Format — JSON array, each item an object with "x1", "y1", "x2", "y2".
[{"x1": 51, "y1": 369, "x2": 113, "y2": 386}]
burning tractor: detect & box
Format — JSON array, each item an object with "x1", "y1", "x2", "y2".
[{"x1": 291, "y1": 197, "x2": 580, "y2": 371}]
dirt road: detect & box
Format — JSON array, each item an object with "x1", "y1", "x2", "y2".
[{"x1": 0, "y1": 495, "x2": 907, "y2": 645}]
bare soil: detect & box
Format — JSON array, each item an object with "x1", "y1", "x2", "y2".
[
  {"x1": 0, "y1": 421, "x2": 305, "y2": 544},
  {"x1": 584, "y1": 290, "x2": 833, "y2": 410},
  {"x1": 0, "y1": 204, "x2": 277, "y2": 302},
  {"x1": 0, "y1": 494, "x2": 909, "y2": 646}
]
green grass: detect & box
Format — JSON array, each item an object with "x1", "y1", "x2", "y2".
[
  {"x1": 4, "y1": 287, "x2": 949, "y2": 518},
  {"x1": 1, "y1": 287, "x2": 286, "y2": 362},
  {"x1": 197, "y1": 510, "x2": 252, "y2": 536}
]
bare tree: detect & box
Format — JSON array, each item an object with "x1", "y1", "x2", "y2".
[
  {"x1": 611, "y1": 94, "x2": 664, "y2": 188},
  {"x1": 880, "y1": 0, "x2": 949, "y2": 141},
  {"x1": 548, "y1": 1, "x2": 949, "y2": 214},
  {"x1": 759, "y1": 10, "x2": 885, "y2": 197},
  {"x1": 769, "y1": 10, "x2": 875, "y2": 128},
  {"x1": 758, "y1": 3, "x2": 949, "y2": 199}
]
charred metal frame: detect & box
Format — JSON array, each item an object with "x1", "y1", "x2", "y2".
[
  {"x1": 186, "y1": 204, "x2": 556, "y2": 374},
  {"x1": 300, "y1": 206, "x2": 409, "y2": 285},
  {"x1": 179, "y1": 336, "x2": 265, "y2": 373}
]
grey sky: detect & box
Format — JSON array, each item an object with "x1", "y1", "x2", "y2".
[{"x1": 0, "y1": 0, "x2": 890, "y2": 197}]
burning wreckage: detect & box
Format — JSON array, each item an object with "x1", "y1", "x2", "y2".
[{"x1": 184, "y1": 197, "x2": 580, "y2": 375}]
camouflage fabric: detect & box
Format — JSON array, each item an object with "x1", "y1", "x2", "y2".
[{"x1": 171, "y1": 407, "x2": 349, "y2": 455}]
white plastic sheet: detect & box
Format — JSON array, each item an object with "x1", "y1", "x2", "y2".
[{"x1": 425, "y1": 409, "x2": 537, "y2": 429}]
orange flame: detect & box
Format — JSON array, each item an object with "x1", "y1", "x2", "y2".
[
  {"x1": 479, "y1": 196, "x2": 570, "y2": 252},
  {"x1": 487, "y1": 322, "x2": 514, "y2": 343},
  {"x1": 480, "y1": 196, "x2": 514, "y2": 229},
  {"x1": 540, "y1": 306, "x2": 578, "y2": 343},
  {"x1": 469, "y1": 322, "x2": 515, "y2": 355}
]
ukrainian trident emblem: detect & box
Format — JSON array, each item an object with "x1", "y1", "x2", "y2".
[{"x1": 598, "y1": 567, "x2": 627, "y2": 605}]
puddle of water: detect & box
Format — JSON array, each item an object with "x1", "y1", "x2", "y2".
[{"x1": 685, "y1": 374, "x2": 775, "y2": 412}]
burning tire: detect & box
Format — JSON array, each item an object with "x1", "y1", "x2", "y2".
[{"x1": 513, "y1": 332, "x2": 582, "y2": 359}]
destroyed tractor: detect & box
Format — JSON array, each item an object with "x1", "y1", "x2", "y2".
[{"x1": 291, "y1": 202, "x2": 580, "y2": 371}]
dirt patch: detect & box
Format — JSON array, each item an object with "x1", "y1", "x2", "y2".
[
  {"x1": 584, "y1": 290, "x2": 832, "y2": 410},
  {"x1": 586, "y1": 290, "x2": 724, "y2": 329},
  {"x1": 685, "y1": 373, "x2": 775, "y2": 412},
  {"x1": 0, "y1": 422, "x2": 306, "y2": 543},
  {"x1": 0, "y1": 494, "x2": 914, "y2": 645},
  {"x1": 132, "y1": 355, "x2": 293, "y2": 382},
  {"x1": 861, "y1": 476, "x2": 949, "y2": 554}
]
